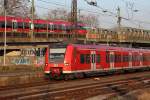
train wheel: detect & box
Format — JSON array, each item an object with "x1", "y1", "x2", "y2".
[
  {"x1": 59, "y1": 74, "x2": 64, "y2": 80},
  {"x1": 64, "y1": 74, "x2": 69, "y2": 80},
  {"x1": 74, "y1": 73, "x2": 84, "y2": 79},
  {"x1": 64, "y1": 74, "x2": 74, "y2": 80},
  {"x1": 49, "y1": 74, "x2": 53, "y2": 80}
]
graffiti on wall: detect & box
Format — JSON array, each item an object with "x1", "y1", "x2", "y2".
[
  {"x1": 10, "y1": 57, "x2": 45, "y2": 66},
  {"x1": 34, "y1": 57, "x2": 45, "y2": 67},
  {"x1": 0, "y1": 47, "x2": 46, "y2": 65},
  {"x1": 11, "y1": 57, "x2": 31, "y2": 65},
  {"x1": 20, "y1": 48, "x2": 46, "y2": 57}
]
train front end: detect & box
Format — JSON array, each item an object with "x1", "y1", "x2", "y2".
[{"x1": 44, "y1": 46, "x2": 67, "y2": 79}]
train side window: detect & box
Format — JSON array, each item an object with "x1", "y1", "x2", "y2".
[
  {"x1": 132, "y1": 55, "x2": 136, "y2": 61},
  {"x1": 106, "y1": 51, "x2": 109, "y2": 63},
  {"x1": 0, "y1": 22, "x2": 1, "y2": 28},
  {"x1": 54, "y1": 24, "x2": 57, "y2": 30},
  {"x1": 7, "y1": 21, "x2": 12, "y2": 28},
  {"x1": 24, "y1": 23, "x2": 29, "y2": 29},
  {"x1": 49, "y1": 24, "x2": 54, "y2": 31},
  {"x1": 115, "y1": 54, "x2": 121, "y2": 62},
  {"x1": 80, "y1": 54, "x2": 85, "y2": 64},
  {"x1": 0, "y1": 21, "x2": 5, "y2": 28},
  {"x1": 12, "y1": 21, "x2": 18, "y2": 29},
  {"x1": 96, "y1": 55, "x2": 100, "y2": 63},
  {"x1": 58, "y1": 25, "x2": 61, "y2": 30},
  {"x1": 110, "y1": 54, "x2": 114, "y2": 63},
  {"x1": 140, "y1": 55, "x2": 143, "y2": 62},
  {"x1": 62, "y1": 25, "x2": 66, "y2": 31},
  {"x1": 91, "y1": 54, "x2": 96, "y2": 63},
  {"x1": 115, "y1": 54, "x2": 118, "y2": 62},
  {"x1": 66, "y1": 26, "x2": 71, "y2": 32},
  {"x1": 85, "y1": 54, "x2": 90, "y2": 64},
  {"x1": 43, "y1": 24, "x2": 47, "y2": 30},
  {"x1": 34, "y1": 24, "x2": 39, "y2": 29},
  {"x1": 29, "y1": 23, "x2": 32, "y2": 30},
  {"x1": 18, "y1": 22, "x2": 23, "y2": 28}
]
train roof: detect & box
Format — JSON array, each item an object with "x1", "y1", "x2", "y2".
[
  {"x1": 0, "y1": 16, "x2": 88, "y2": 27},
  {"x1": 70, "y1": 44, "x2": 150, "y2": 52}
]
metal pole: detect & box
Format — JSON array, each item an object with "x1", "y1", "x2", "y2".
[
  {"x1": 4, "y1": 9, "x2": 7, "y2": 66},
  {"x1": 117, "y1": 7, "x2": 122, "y2": 45},
  {"x1": 31, "y1": 0, "x2": 34, "y2": 41}
]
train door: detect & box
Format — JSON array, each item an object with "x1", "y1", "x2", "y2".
[
  {"x1": 129, "y1": 52, "x2": 132, "y2": 68},
  {"x1": 91, "y1": 51, "x2": 96, "y2": 71},
  {"x1": 12, "y1": 20, "x2": 17, "y2": 32},
  {"x1": 140, "y1": 53, "x2": 143, "y2": 66},
  {"x1": 109, "y1": 51, "x2": 114, "y2": 69}
]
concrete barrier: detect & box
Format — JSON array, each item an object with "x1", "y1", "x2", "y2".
[{"x1": 0, "y1": 72, "x2": 44, "y2": 86}]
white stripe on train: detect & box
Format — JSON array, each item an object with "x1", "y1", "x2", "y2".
[{"x1": 44, "y1": 66, "x2": 148, "y2": 74}]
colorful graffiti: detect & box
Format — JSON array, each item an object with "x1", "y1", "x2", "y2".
[
  {"x1": 11, "y1": 57, "x2": 31, "y2": 65},
  {"x1": 20, "y1": 48, "x2": 46, "y2": 57}
]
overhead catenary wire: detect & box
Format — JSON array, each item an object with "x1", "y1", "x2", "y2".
[{"x1": 37, "y1": 0, "x2": 150, "y2": 26}]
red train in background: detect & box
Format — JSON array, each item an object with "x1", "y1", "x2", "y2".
[
  {"x1": 44, "y1": 44, "x2": 150, "y2": 79},
  {"x1": 0, "y1": 16, "x2": 87, "y2": 37}
]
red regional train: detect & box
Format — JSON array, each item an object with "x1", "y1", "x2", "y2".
[
  {"x1": 44, "y1": 44, "x2": 150, "y2": 79},
  {"x1": 0, "y1": 16, "x2": 87, "y2": 37}
]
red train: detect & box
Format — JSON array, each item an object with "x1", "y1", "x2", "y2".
[
  {"x1": 0, "y1": 16, "x2": 87, "y2": 37},
  {"x1": 44, "y1": 44, "x2": 150, "y2": 79}
]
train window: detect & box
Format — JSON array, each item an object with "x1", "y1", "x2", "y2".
[
  {"x1": 54, "y1": 24, "x2": 57, "y2": 30},
  {"x1": 24, "y1": 23, "x2": 29, "y2": 29},
  {"x1": 12, "y1": 21, "x2": 18, "y2": 29},
  {"x1": 110, "y1": 54, "x2": 114, "y2": 63},
  {"x1": 115, "y1": 54, "x2": 119, "y2": 62},
  {"x1": 80, "y1": 54, "x2": 85, "y2": 64},
  {"x1": 123, "y1": 55, "x2": 129, "y2": 62},
  {"x1": 143, "y1": 55, "x2": 149, "y2": 62},
  {"x1": 132, "y1": 55, "x2": 137, "y2": 61},
  {"x1": 38, "y1": 24, "x2": 47, "y2": 30},
  {"x1": 7, "y1": 21, "x2": 12, "y2": 28},
  {"x1": 18, "y1": 22, "x2": 23, "y2": 28},
  {"x1": 91, "y1": 54, "x2": 96, "y2": 63},
  {"x1": 49, "y1": 48, "x2": 66, "y2": 62},
  {"x1": 43, "y1": 24, "x2": 47, "y2": 30},
  {"x1": 106, "y1": 51, "x2": 109, "y2": 63},
  {"x1": 48, "y1": 24, "x2": 54, "y2": 31},
  {"x1": 34, "y1": 24, "x2": 39, "y2": 29},
  {"x1": 66, "y1": 26, "x2": 71, "y2": 32},
  {"x1": 58, "y1": 25, "x2": 61, "y2": 30},
  {"x1": 115, "y1": 54, "x2": 123, "y2": 62},
  {"x1": 29, "y1": 23, "x2": 32, "y2": 29},
  {"x1": 51, "y1": 25, "x2": 54, "y2": 31},
  {"x1": 85, "y1": 54, "x2": 90, "y2": 64},
  {"x1": 140, "y1": 55, "x2": 143, "y2": 62},
  {"x1": 62, "y1": 25, "x2": 66, "y2": 31},
  {"x1": 96, "y1": 55, "x2": 100, "y2": 63},
  {"x1": 0, "y1": 21, "x2": 5, "y2": 28}
]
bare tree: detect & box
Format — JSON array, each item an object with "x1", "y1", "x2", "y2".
[
  {"x1": 0, "y1": 0, "x2": 30, "y2": 17},
  {"x1": 46, "y1": 7, "x2": 99, "y2": 27},
  {"x1": 79, "y1": 14, "x2": 99, "y2": 27},
  {"x1": 47, "y1": 8, "x2": 68, "y2": 21}
]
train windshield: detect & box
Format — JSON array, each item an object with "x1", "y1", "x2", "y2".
[{"x1": 49, "y1": 48, "x2": 66, "y2": 63}]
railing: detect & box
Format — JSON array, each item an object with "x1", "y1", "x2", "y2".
[
  {"x1": 0, "y1": 29, "x2": 150, "y2": 43},
  {"x1": 87, "y1": 29, "x2": 150, "y2": 43}
]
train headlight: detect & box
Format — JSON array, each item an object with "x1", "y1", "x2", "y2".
[
  {"x1": 65, "y1": 63, "x2": 69, "y2": 66},
  {"x1": 64, "y1": 61, "x2": 69, "y2": 66},
  {"x1": 45, "y1": 63, "x2": 48, "y2": 66}
]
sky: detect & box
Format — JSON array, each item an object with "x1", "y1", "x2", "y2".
[{"x1": 35, "y1": 0, "x2": 150, "y2": 29}]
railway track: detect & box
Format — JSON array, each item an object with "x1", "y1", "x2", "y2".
[{"x1": 0, "y1": 71, "x2": 149, "y2": 100}]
